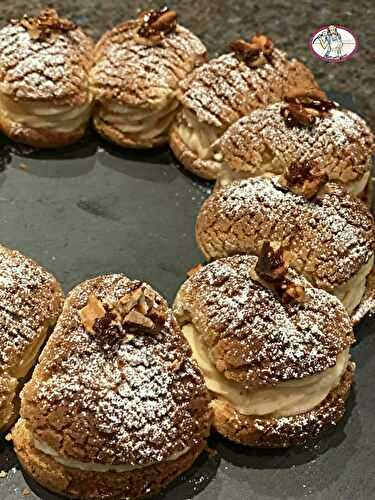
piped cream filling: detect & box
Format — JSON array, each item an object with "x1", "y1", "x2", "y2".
[
  {"x1": 216, "y1": 161, "x2": 371, "y2": 197},
  {"x1": 98, "y1": 94, "x2": 179, "y2": 141},
  {"x1": 33, "y1": 438, "x2": 190, "y2": 472},
  {"x1": 346, "y1": 170, "x2": 371, "y2": 196},
  {"x1": 0, "y1": 92, "x2": 92, "y2": 133},
  {"x1": 176, "y1": 109, "x2": 221, "y2": 160},
  {"x1": 182, "y1": 324, "x2": 349, "y2": 418},
  {"x1": 334, "y1": 256, "x2": 374, "y2": 315}
]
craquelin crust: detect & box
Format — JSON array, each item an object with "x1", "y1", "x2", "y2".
[
  {"x1": 13, "y1": 418, "x2": 206, "y2": 499},
  {"x1": 196, "y1": 177, "x2": 375, "y2": 291},
  {"x1": 0, "y1": 12, "x2": 94, "y2": 103},
  {"x1": 14, "y1": 274, "x2": 212, "y2": 498},
  {"x1": 171, "y1": 48, "x2": 321, "y2": 179},
  {"x1": 0, "y1": 244, "x2": 64, "y2": 432},
  {"x1": 211, "y1": 361, "x2": 354, "y2": 447},
  {"x1": 217, "y1": 103, "x2": 375, "y2": 187},
  {"x1": 174, "y1": 255, "x2": 354, "y2": 387},
  {"x1": 90, "y1": 17, "x2": 207, "y2": 148},
  {"x1": 0, "y1": 10, "x2": 94, "y2": 147}
]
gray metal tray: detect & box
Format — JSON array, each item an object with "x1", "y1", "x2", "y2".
[{"x1": 0, "y1": 92, "x2": 374, "y2": 500}]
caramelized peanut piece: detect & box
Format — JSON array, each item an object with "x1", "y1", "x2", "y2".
[
  {"x1": 230, "y1": 34, "x2": 273, "y2": 68},
  {"x1": 18, "y1": 8, "x2": 76, "y2": 41},
  {"x1": 136, "y1": 7, "x2": 177, "y2": 44}
]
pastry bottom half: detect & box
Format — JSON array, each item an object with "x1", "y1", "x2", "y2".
[
  {"x1": 0, "y1": 112, "x2": 87, "y2": 149},
  {"x1": 211, "y1": 362, "x2": 354, "y2": 448},
  {"x1": 13, "y1": 419, "x2": 207, "y2": 500}
]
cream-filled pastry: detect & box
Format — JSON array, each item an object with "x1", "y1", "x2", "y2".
[
  {"x1": 170, "y1": 34, "x2": 321, "y2": 180},
  {"x1": 196, "y1": 176, "x2": 375, "y2": 316},
  {"x1": 0, "y1": 9, "x2": 94, "y2": 148},
  {"x1": 215, "y1": 89, "x2": 375, "y2": 205},
  {"x1": 12, "y1": 275, "x2": 212, "y2": 499},
  {"x1": 0, "y1": 245, "x2": 63, "y2": 432},
  {"x1": 90, "y1": 7, "x2": 207, "y2": 149},
  {"x1": 174, "y1": 254, "x2": 355, "y2": 447}
]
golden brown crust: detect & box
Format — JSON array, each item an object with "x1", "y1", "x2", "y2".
[
  {"x1": 169, "y1": 122, "x2": 221, "y2": 179},
  {"x1": 91, "y1": 19, "x2": 207, "y2": 107},
  {"x1": 196, "y1": 177, "x2": 375, "y2": 291},
  {"x1": 174, "y1": 255, "x2": 354, "y2": 387},
  {"x1": 170, "y1": 46, "x2": 321, "y2": 179},
  {"x1": 93, "y1": 114, "x2": 167, "y2": 149},
  {"x1": 178, "y1": 51, "x2": 320, "y2": 130},
  {"x1": 0, "y1": 11, "x2": 94, "y2": 103},
  {"x1": 20, "y1": 274, "x2": 212, "y2": 468},
  {"x1": 211, "y1": 361, "x2": 354, "y2": 447},
  {"x1": 0, "y1": 111, "x2": 87, "y2": 148},
  {"x1": 217, "y1": 103, "x2": 374, "y2": 187},
  {"x1": 0, "y1": 244, "x2": 64, "y2": 432},
  {"x1": 13, "y1": 418, "x2": 206, "y2": 499},
  {"x1": 90, "y1": 17, "x2": 207, "y2": 149}
]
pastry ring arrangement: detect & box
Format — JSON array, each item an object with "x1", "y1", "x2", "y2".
[{"x1": 0, "y1": 7, "x2": 374, "y2": 500}]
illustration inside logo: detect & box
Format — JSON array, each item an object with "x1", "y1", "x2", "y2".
[{"x1": 309, "y1": 25, "x2": 358, "y2": 63}]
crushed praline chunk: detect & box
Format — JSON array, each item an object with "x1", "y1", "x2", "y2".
[{"x1": 230, "y1": 34, "x2": 273, "y2": 68}]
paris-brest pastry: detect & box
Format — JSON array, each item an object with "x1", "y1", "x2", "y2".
[
  {"x1": 196, "y1": 176, "x2": 375, "y2": 316},
  {"x1": 0, "y1": 245, "x2": 63, "y2": 433},
  {"x1": 215, "y1": 88, "x2": 375, "y2": 204},
  {"x1": 174, "y1": 253, "x2": 355, "y2": 447},
  {"x1": 169, "y1": 34, "x2": 321, "y2": 179},
  {"x1": 90, "y1": 7, "x2": 207, "y2": 148},
  {"x1": 0, "y1": 9, "x2": 94, "y2": 148},
  {"x1": 12, "y1": 275, "x2": 212, "y2": 499}
]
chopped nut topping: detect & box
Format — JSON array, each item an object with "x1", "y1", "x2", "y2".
[
  {"x1": 18, "y1": 8, "x2": 76, "y2": 41},
  {"x1": 79, "y1": 282, "x2": 168, "y2": 336},
  {"x1": 279, "y1": 160, "x2": 328, "y2": 199},
  {"x1": 230, "y1": 34, "x2": 273, "y2": 68},
  {"x1": 255, "y1": 241, "x2": 290, "y2": 282},
  {"x1": 79, "y1": 294, "x2": 106, "y2": 335},
  {"x1": 136, "y1": 7, "x2": 177, "y2": 45},
  {"x1": 281, "y1": 87, "x2": 336, "y2": 127},
  {"x1": 255, "y1": 241, "x2": 306, "y2": 305},
  {"x1": 187, "y1": 263, "x2": 203, "y2": 277}
]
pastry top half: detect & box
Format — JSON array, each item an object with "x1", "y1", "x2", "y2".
[
  {"x1": 217, "y1": 94, "x2": 374, "y2": 193},
  {"x1": 20, "y1": 274, "x2": 211, "y2": 467},
  {"x1": 0, "y1": 9, "x2": 94, "y2": 105},
  {"x1": 196, "y1": 177, "x2": 375, "y2": 293},
  {"x1": 174, "y1": 254, "x2": 354, "y2": 388},
  {"x1": 90, "y1": 9, "x2": 207, "y2": 108},
  {"x1": 0, "y1": 244, "x2": 64, "y2": 378},
  {"x1": 177, "y1": 36, "x2": 319, "y2": 132}
]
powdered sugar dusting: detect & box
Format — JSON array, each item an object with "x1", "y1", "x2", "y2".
[
  {"x1": 219, "y1": 102, "x2": 374, "y2": 180},
  {"x1": 197, "y1": 177, "x2": 374, "y2": 288},
  {"x1": 24, "y1": 275, "x2": 209, "y2": 466},
  {"x1": 176, "y1": 255, "x2": 353, "y2": 387},
  {"x1": 0, "y1": 22, "x2": 93, "y2": 101},
  {"x1": 179, "y1": 49, "x2": 318, "y2": 128}
]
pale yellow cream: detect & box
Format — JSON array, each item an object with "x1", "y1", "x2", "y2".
[
  {"x1": 33, "y1": 438, "x2": 190, "y2": 472},
  {"x1": 99, "y1": 94, "x2": 179, "y2": 141},
  {"x1": 0, "y1": 92, "x2": 92, "y2": 133},
  {"x1": 182, "y1": 324, "x2": 349, "y2": 417},
  {"x1": 334, "y1": 256, "x2": 374, "y2": 314},
  {"x1": 176, "y1": 109, "x2": 221, "y2": 160}
]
